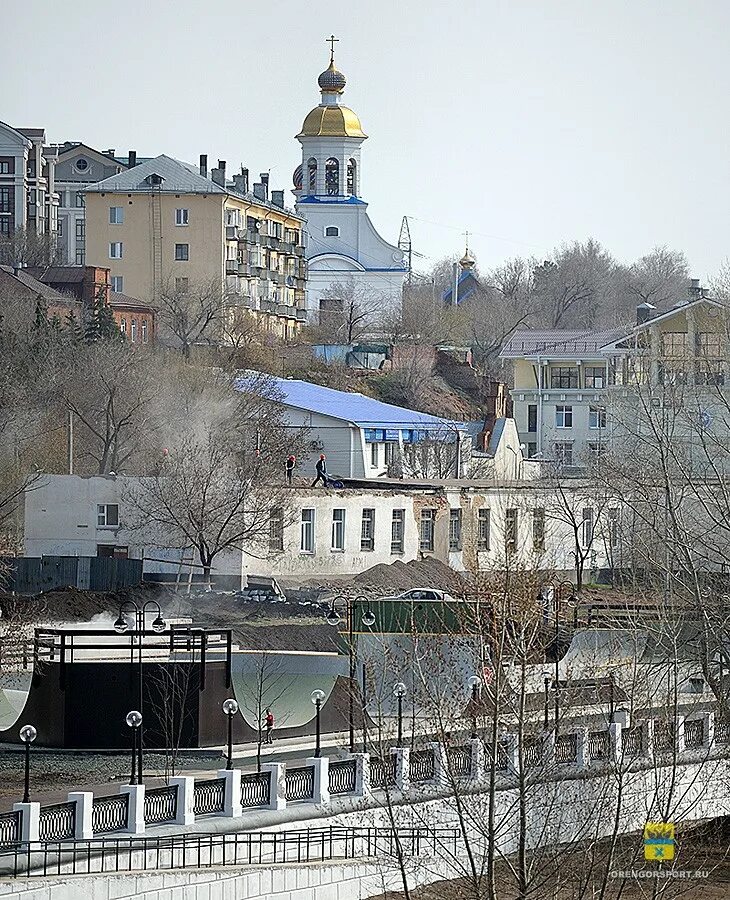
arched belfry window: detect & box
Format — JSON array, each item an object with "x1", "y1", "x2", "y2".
[
  {"x1": 347, "y1": 158, "x2": 357, "y2": 196},
  {"x1": 325, "y1": 158, "x2": 340, "y2": 196},
  {"x1": 307, "y1": 158, "x2": 317, "y2": 193}
]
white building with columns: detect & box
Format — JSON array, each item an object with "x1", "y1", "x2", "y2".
[{"x1": 293, "y1": 42, "x2": 408, "y2": 323}]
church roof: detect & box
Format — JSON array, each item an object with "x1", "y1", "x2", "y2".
[{"x1": 298, "y1": 105, "x2": 367, "y2": 139}]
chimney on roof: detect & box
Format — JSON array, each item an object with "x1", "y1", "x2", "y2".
[
  {"x1": 199, "y1": 154, "x2": 208, "y2": 178},
  {"x1": 104, "y1": 149, "x2": 116, "y2": 156},
  {"x1": 232, "y1": 173, "x2": 245, "y2": 194},
  {"x1": 128, "y1": 150, "x2": 137, "y2": 168},
  {"x1": 689, "y1": 277, "x2": 702, "y2": 299},
  {"x1": 211, "y1": 160, "x2": 226, "y2": 187},
  {"x1": 242, "y1": 168, "x2": 249, "y2": 194},
  {"x1": 253, "y1": 182, "x2": 267, "y2": 202},
  {"x1": 636, "y1": 302, "x2": 656, "y2": 325},
  {"x1": 271, "y1": 190, "x2": 284, "y2": 208}
]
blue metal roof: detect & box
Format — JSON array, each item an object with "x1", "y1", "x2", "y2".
[{"x1": 236, "y1": 372, "x2": 465, "y2": 431}]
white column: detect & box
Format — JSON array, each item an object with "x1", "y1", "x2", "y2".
[
  {"x1": 352, "y1": 752, "x2": 370, "y2": 796},
  {"x1": 68, "y1": 791, "x2": 93, "y2": 839},
  {"x1": 542, "y1": 730, "x2": 556, "y2": 769},
  {"x1": 13, "y1": 802, "x2": 39, "y2": 843},
  {"x1": 644, "y1": 720, "x2": 655, "y2": 758},
  {"x1": 675, "y1": 716, "x2": 685, "y2": 754},
  {"x1": 169, "y1": 776, "x2": 195, "y2": 826},
  {"x1": 576, "y1": 728, "x2": 589, "y2": 770},
  {"x1": 469, "y1": 738, "x2": 484, "y2": 781},
  {"x1": 612, "y1": 709, "x2": 630, "y2": 729},
  {"x1": 503, "y1": 734, "x2": 519, "y2": 775},
  {"x1": 261, "y1": 762, "x2": 286, "y2": 811},
  {"x1": 703, "y1": 711, "x2": 715, "y2": 749},
  {"x1": 609, "y1": 722, "x2": 622, "y2": 764},
  {"x1": 429, "y1": 742, "x2": 448, "y2": 786},
  {"x1": 119, "y1": 784, "x2": 145, "y2": 835},
  {"x1": 217, "y1": 769, "x2": 242, "y2": 819},
  {"x1": 391, "y1": 747, "x2": 410, "y2": 792},
  {"x1": 307, "y1": 757, "x2": 330, "y2": 806}
]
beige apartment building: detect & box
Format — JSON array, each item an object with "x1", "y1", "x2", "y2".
[{"x1": 84, "y1": 155, "x2": 306, "y2": 340}]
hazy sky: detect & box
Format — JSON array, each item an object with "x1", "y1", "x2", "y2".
[{"x1": 6, "y1": 0, "x2": 730, "y2": 278}]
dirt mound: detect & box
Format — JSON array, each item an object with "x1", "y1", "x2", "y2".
[{"x1": 313, "y1": 557, "x2": 467, "y2": 597}]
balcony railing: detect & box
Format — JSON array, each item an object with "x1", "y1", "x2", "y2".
[{"x1": 285, "y1": 765, "x2": 315, "y2": 802}]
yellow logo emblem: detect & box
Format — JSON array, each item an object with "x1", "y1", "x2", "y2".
[{"x1": 644, "y1": 822, "x2": 675, "y2": 861}]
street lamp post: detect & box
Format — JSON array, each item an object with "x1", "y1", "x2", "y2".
[
  {"x1": 310, "y1": 689, "x2": 325, "y2": 757},
  {"x1": 222, "y1": 698, "x2": 239, "y2": 770},
  {"x1": 543, "y1": 677, "x2": 550, "y2": 730},
  {"x1": 467, "y1": 675, "x2": 481, "y2": 739},
  {"x1": 125, "y1": 710, "x2": 142, "y2": 785},
  {"x1": 114, "y1": 600, "x2": 166, "y2": 785},
  {"x1": 393, "y1": 682, "x2": 407, "y2": 746},
  {"x1": 540, "y1": 581, "x2": 575, "y2": 728},
  {"x1": 19, "y1": 724, "x2": 37, "y2": 803}
]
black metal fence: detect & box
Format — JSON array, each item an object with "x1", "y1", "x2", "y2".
[
  {"x1": 555, "y1": 733, "x2": 578, "y2": 764},
  {"x1": 447, "y1": 745, "x2": 471, "y2": 777},
  {"x1": 38, "y1": 803, "x2": 76, "y2": 843},
  {"x1": 1, "y1": 556, "x2": 142, "y2": 595},
  {"x1": 370, "y1": 755, "x2": 396, "y2": 789},
  {"x1": 522, "y1": 735, "x2": 543, "y2": 768},
  {"x1": 328, "y1": 760, "x2": 356, "y2": 795},
  {"x1": 410, "y1": 749, "x2": 435, "y2": 783},
  {"x1": 588, "y1": 730, "x2": 610, "y2": 761},
  {"x1": 285, "y1": 766, "x2": 315, "y2": 802},
  {"x1": 684, "y1": 718, "x2": 705, "y2": 750},
  {"x1": 193, "y1": 779, "x2": 226, "y2": 816},
  {"x1": 0, "y1": 812, "x2": 20, "y2": 848},
  {"x1": 240, "y1": 772, "x2": 270, "y2": 808},
  {"x1": 622, "y1": 726, "x2": 644, "y2": 756},
  {"x1": 91, "y1": 794, "x2": 129, "y2": 835},
  {"x1": 144, "y1": 786, "x2": 178, "y2": 825},
  {"x1": 0, "y1": 826, "x2": 461, "y2": 879}
]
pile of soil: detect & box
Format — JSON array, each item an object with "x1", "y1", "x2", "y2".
[{"x1": 313, "y1": 557, "x2": 468, "y2": 597}]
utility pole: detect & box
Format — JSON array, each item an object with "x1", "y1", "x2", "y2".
[{"x1": 398, "y1": 216, "x2": 413, "y2": 284}]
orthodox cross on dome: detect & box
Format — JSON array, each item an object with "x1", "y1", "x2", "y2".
[{"x1": 326, "y1": 34, "x2": 339, "y2": 63}]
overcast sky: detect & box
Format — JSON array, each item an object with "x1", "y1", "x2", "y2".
[{"x1": 6, "y1": 0, "x2": 729, "y2": 278}]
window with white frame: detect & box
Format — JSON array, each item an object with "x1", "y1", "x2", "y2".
[
  {"x1": 419, "y1": 509, "x2": 436, "y2": 552},
  {"x1": 553, "y1": 441, "x2": 574, "y2": 467},
  {"x1": 109, "y1": 206, "x2": 124, "y2": 225},
  {"x1": 97, "y1": 504, "x2": 119, "y2": 527},
  {"x1": 584, "y1": 366, "x2": 606, "y2": 388},
  {"x1": 300, "y1": 509, "x2": 315, "y2": 553},
  {"x1": 141, "y1": 321, "x2": 148, "y2": 343},
  {"x1": 110, "y1": 275, "x2": 123, "y2": 292},
  {"x1": 391, "y1": 509, "x2": 405, "y2": 554},
  {"x1": 505, "y1": 508, "x2": 518, "y2": 554},
  {"x1": 130, "y1": 320, "x2": 137, "y2": 343},
  {"x1": 532, "y1": 508, "x2": 545, "y2": 550},
  {"x1": 555, "y1": 405, "x2": 573, "y2": 428},
  {"x1": 589, "y1": 406, "x2": 606, "y2": 429},
  {"x1": 269, "y1": 507, "x2": 284, "y2": 551},
  {"x1": 175, "y1": 208, "x2": 189, "y2": 226},
  {"x1": 581, "y1": 508, "x2": 594, "y2": 547},
  {"x1": 370, "y1": 443, "x2": 379, "y2": 468},
  {"x1": 361, "y1": 508, "x2": 375, "y2": 551},
  {"x1": 120, "y1": 318, "x2": 127, "y2": 335},
  {"x1": 331, "y1": 509, "x2": 345, "y2": 551},
  {"x1": 174, "y1": 243, "x2": 189, "y2": 261},
  {"x1": 109, "y1": 242, "x2": 123, "y2": 259},
  {"x1": 477, "y1": 509, "x2": 491, "y2": 550}
]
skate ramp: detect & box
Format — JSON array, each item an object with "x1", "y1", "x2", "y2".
[
  {"x1": 0, "y1": 671, "x2": 33, "y2": 731},
  {"x1": 560, "y1": 629, "x2": 648, "y2": 678}
]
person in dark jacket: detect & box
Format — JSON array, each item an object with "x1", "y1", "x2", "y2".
[
  {"x1": 312, "y1": 454, "x2": 328, "y2": 487},
  {"x1": 285, "y1": 454, "x2": 296, "y2": 485}
]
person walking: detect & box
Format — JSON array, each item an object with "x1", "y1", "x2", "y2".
[
  {"x1": 264, "y1": 708, "x2": 274, "y2": 744},
  {"x1": 285, "y1": 454, "x2": 296, "y2": 486},
  {"x1": 312, "y1": 454, "x2": 328, "y2": 487}
]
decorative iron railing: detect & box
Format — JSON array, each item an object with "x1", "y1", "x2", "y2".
[
  {"x1": 522, "y1": 735, "x2": 543, "y2": 768},
  {"x1": 369, "y1": 755, "x2": 396, "y2": 789},
  {"x1": 715, "y1": 719, "x2": 730, "y2": 744},
  {"x1": 485, "y1": 741, "x2": 509, "y2": 771},
  {"x1": 193, "y1": 778, "x2": 226, "y2": 816},
  {"x1": 622, "y1": 726, "x2": 644, "y2": 756},
  {"x1": 328, "y1": 760, "x2": 356, "y2": 795},
  {"x1": 654, "y1": 720, "x2": 676, "y2": 753},
  {"x1": 555, "y1": 733, "x2": 578, "y2": 764},
  {"x1": 144, "y1": 785, "x2": 178, "y2": 825},
  {"x1": 447, "y1": 745, "x2": 471, "y2": 777},
  {"x1": 285, "y1": 766, "x2": 315, "y2": 802},
  {"x1": 684, "y1": 719, "x2": 705, "y2": 750},
  {"x1": 38, "y1": 802, "x2": 76, "y2": 842},
  {"x1": 588, "y1": 730, "x2": 610, "y2": 761},
  {"x1": 410, "y1": 748, "x2": 435, "y2": 782},
  {"x1": 91, "y1": 793, "x2": 129, "y2": 835},
  {"x1": 0, "y1": 810, "x2": 21, "y2": 847},
  {"x1": 241, "y1": 772, "x2": 270, "y2": 808}
]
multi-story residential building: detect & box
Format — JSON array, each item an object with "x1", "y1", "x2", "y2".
[
  {"x1": 0, "y1": 121, "x2": 58, "y2": 241},
  {"x1": 84, "y1": 154, "x2": 307, "y2": 339},
  {"x1": 44, "y1": 143, "x2": 132, "y2": 265}
]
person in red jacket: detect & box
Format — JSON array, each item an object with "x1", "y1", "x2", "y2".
[{"x1": 264, "y1": 708, "x2": 274, "y2": 743}]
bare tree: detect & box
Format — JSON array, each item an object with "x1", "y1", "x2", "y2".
[
  {"x1": 0, "y1": 227, "x2": 64, "y2": 267},
  {"x1": 315, "y1": 277, "x2": 382, "y2": 343},
  {"x1": 235, "y1": 653, "x2": 296, "y2": 772},
  {"x1": 156, "y1": 276, "x2": 229, "y2": 359}
]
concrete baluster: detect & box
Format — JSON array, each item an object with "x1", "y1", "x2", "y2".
[
  {"x1": 503, "y1": 733, "x2": 519, "y2": 776},
  {"x1": 609, "y1": 722, "x2": 622, "y2": 764},
  {"x1": 169, "y1": 776, "x2": 195, "y2": 825},
  {"x1": 13, "y1": 802, "x2": 39, "y2": 843},
  {"x1": 67, "y1": 791, "x2": 93, "y2": 839},
  {"x1": 307, "y1": 756, "x2": 330, "y2": 806},
  {"x1": 429, "y1": 742, "x2": 448, "y2": 786},
  {"x1": 119, "y1": 784, "x2": 145, "y2": 835},
  {"x1": 703, "y1": 710, "x2": 715, "y2": 749},
  {"x1": 391, "y1": 746, "x2": 410, "y2": 792},
  {"x1": 352, "y1": 752, "x2": 370, "y2": 797},
  {"x1": 576, "y1": 728, "x2": 590, "y2": 769},
  {"x1": 261, "y1": 762, "x2": 286, "y2": 811},
  {"x1": 217, "y1": 768, "x2": 242, "y2": 819},
  {"x1": 469, "y1": 737, "x2": 485, "y2": 781}
]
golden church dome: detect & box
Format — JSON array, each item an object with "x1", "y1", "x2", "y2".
[{"x1": 297, "y1": 105, "x2": 367, "y2": 139}]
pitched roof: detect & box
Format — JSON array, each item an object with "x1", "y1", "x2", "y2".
[
  {"x1": 0, "y1": 265, "x2": 78, "y2": 306},
  {"x1": 109, "y1": 291, "x2": 153, "y2": 311},
  {"x1": 85, "y1": 154, "x2": 227, "y2": 195},
  {"x1": 25, "y1": 265, "x2": 85, "y2": 284},
  {"x1": 236, "y1": 372, "x2": 466, "y2": 430},
  {"x1": 500, "y1": 327, "x2": 629, "y2": 359}
]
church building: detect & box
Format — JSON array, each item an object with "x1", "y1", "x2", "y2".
[{"x1": 293, "y1": 39, "x2": 408, "y2": 324}]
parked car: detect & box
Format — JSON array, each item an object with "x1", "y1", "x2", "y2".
[{"x1": 380, "y1": 588, "x2": 458, "y2": 603}]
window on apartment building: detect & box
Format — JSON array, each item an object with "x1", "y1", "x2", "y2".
[
  {"x1": 696, "y1": 332, "x2": 725, "y2": 385},
  {"x1": 75, "y1": 192, "x2": 85, "y2": 208},
  {"x1": 75, "y1": 249, "x2": 85, "y2": 265},
  {"x1": 505, "y1": 508, "x2": 518, "y2": 554},
  {"x1": 331, "y1": 509, "x2": 346, "y2": 551},
  {"x1": 111, "y1": 276, "x2": 123, "y2": 292},
  {"x1": 581, "y1": 508, "x2": 594, "y2": 548},
  {"x1": 0, "y1": 188, "x2": 10, "y2": 213},
  {"x1": 75, "y1": 220, "x2": 85, "y2": 241},
  {"x1": 0, "y1": 162, "x2": 10, "y2": 174},
  {"x1": 553, "y1": 441, "x2": 574, "y2": 467},
  {"x1": 370, "y1": 443, "x2": 379, "y2": 468},
  {"x1": 477, "y1": 508, "x2": 491, "y2": 551},
  {"x1": 141, "y1": 321, "x2": 148, "y2": 343},
  {"x1": 325, "y1": 226, "x2": 339, "y2": 237},
  {"x1": 109, "y1": 206, "x2": 124, "y2": 224},
  {"x1": 300, "y1": 509, "x2": 315, "y2": 553},
  {"x1": 555, "y1": 405, "x2": 573, "y2": 428},
  {"x1": 97, "y1": 504, "x2": 119, "y2": 527},
  {"x1": 586, "y1": 442, "x2": 606, "y2": 462},
  {"x1": 175, "y1": 277, "x2": 189, "y2": 293},
  {"x1": 527, "y1": 404, "x2": 537, "y2": 433},
  {"x1": 419, "y1": 508, "x2": 436, "y2": 552},
  {"x1": 589, "y1": 406, "x2": 606, "y2": 429},
  {"x1": 449, "y1": 508, "x2": 462, "y2": 551},
  {"x1": 269, "y1": 507, "x2": 284, "y2": 551},
  {"x1": 268, "y1": 220, "x2": 281, "y2": 238},
  {"x1": 532, "y1": 508, "x2": 545, "y2": 551},
  {"x1": 175, "y1": 243, "x2": 189, "y2": 261},
  {"x1": 584, "y1": 366, "x2": 606, "y2": 389},
  {"x1": 175, "y1": 208, "x2": 189, "y2": 226},
  {"x1": 607, "y1": 507, "x2": 619, "y2": 549},
  {"x1": 550, "y1": 366, "x2": 579, "y2": 389},
  {"x1": 57, "y1": 218, "x2": 64, "y2": 237},
  {"x1": 131, "y1": 320, "x2": 137, "y2": 343},
  {"x1": 57, "y1": 190, "x2": 66, "y2": 208},
  {"x1": 661, "y1": 332, "x2": 688, "y2": 357},
  {"x1": 361, "y1": 508, "x2": 375, "y2": 551},
  {"x1": 120, "y1": 318, "x2": 127, "y2": 335},
  {"x1": 391, "y1": 509, "x2": 405, "y2": 554},
  {"x1": 109, "y1": 242, "x2": 123, "y2": 259}
]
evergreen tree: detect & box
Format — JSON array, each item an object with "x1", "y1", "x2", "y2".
[
  {"x1": 65, "y1": 310, "x2": 84, "y2": 342},
  {"x1": 33, "y1": 295, "x2": 49, "y2": 330},
  {"x1": 85, "y1": 287, "x2": 122, "y2": 344}
]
